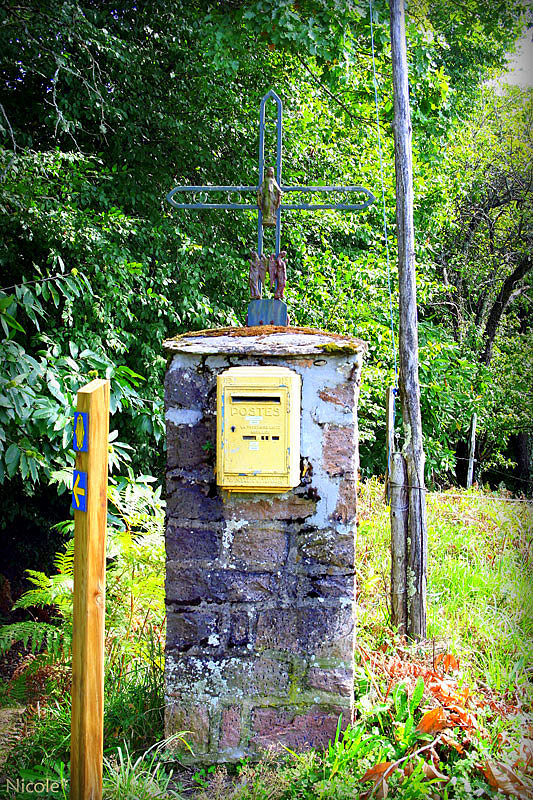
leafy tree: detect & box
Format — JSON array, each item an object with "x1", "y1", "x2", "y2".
[
  {"x1": 0, "y1": 0, "x2": 528, "y2": 529},
  {"x1": 426, "y1": 85, "x2": 533, "y2": 476}
]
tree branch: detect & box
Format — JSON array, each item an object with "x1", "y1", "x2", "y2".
[
  {"x1": 294, "y1": 52, "x2": 379, "y2": 127},
  {"x1": 481, "y1": 254, "x2": 532, "y2": 365},
  {"x1": 0, "y1": 103, "x2": 17, "y2": 179}
]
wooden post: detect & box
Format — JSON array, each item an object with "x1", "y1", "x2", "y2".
[
  {"x1": 390, "y1": 452, "x2": 408, "y2": 636},
  {"x1": 466, "y1": 413, "x2": 477, "y2": 488},
  {"x1": 70, "y1": 379, "x2": 109, "y2": 800},
  {"x1": 389, "y1": 0, "x2": 428, "y2": 640},
  {"x1": 385, "y1": 386, "x2": 396, "y2": 502}
]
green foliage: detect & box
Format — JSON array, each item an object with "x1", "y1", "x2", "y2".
[
  {"x1": 105, "y1": 474, "x2": 166, "y2": 671},
  {"x1": 422, "y1": 86, "x2": 533, "y2": 473},
  {"x1": 13, "y1": 539, "x2": 75, "y2": 615},
  {"x1": 0, "y1": 473, "x2": 167, "y2": 777},
  {"x1": 0, "y1": 266, "x2": 160, "y2": 488},
  {"x1": 2, "y1": 482, "x2": 531, "y2": 798},
  {"x1": 0, "y1": 621, "x2": 68, "y2": 662},
  {"x1": 0, "y1": 537, "x2": 74, "y2": 660},
  {"x1": 204, "y1": 702, "x2": 493, "y2": 799},
  {"x1": 0, "y1": 739, "x2": 190, "y2": 800},
  {"x1": 101, "y1": 738, "x2": 188, "y2": 800},
  {"x1": 1, "y1": 473, "x2": 166, "y2": 666},
  {"x1": 0, "y1": 0, "x2": 528, "y2": 503}
]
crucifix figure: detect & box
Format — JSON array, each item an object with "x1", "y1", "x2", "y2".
[
  {"x1": 258, "y1": 166, "x2": 282, "y2": 227},
  {"x1": 166, "y1": 90, "x2": 375, "y2": 326}
]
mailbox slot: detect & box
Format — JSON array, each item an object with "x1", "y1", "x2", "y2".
[{"x1": 231, "y1": 395, "x2": 281, "y2": 403}]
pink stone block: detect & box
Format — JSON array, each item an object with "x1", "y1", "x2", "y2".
[{"x1": 219, "y1": 706, "x2": 241, "y2": 749}]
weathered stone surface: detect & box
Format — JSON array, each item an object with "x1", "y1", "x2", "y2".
[
  {"x1": 166, "y1": 610, "x2": 220, "y2": 651},
  {"x1": 250, "y1": 706, "x2": 349, "y2": 752},
  {"x1": 165, "y1": 365, "x2": 210, "y2": 409},
  {"x1": 225, "y1": 494, "x2": 316, "y2": 522},
  {"x1": 307, "y1": 667, "x2": 353, "y2": 697},
  {"x1": 251, "y1": 655, "x2": 291, "y2": 696},
  {"x1": 333, "y1": 478, "x2": 357, "y2": 524},
  {"x1": 165, "y1": 654, "x2": 223, "y2": 698},
  {"x1": 220, "y1": 655, "x2": 291, "y2": 697},
  {"x1": 297, "y1": 529, "x2": 355, "y2": 569},
  {"x1": 166, "y1": 565, "x2": 278, "y2": 604},
  {"x1": 318, "y1": 383, "x2": 355, "y2": 409},
  {"x1": 167, "y1": 654, "x2": 289, "y2": 699},
  {"x1": 256, "y1": 607, "x2": 354, "y2": 661},
  {"x1": 166, "y1": 564, "x2": 210, "y2": 604},
  {"x1": 167, "y1": 420, "x2": 215, "y2": 470},
  {"x1": 322, "y1": 425, "x2": 355, "y2": 476},
  {"x1": 164, "y1": 334, "x2": 364, "y2": 761},
  {"x1": 166, "y1": 702, "x2": 210, "y2": 752},
  {"x1": 291, "y1": 572, "x2": 355, "y2": 601},
  {"x1": 228, "y1": 611, "x2": 252, "y2": 648},
  {"x1": 219, "y1": 706, "x2": 241, "y2": 749},
  {"x1": 290, "y1": 358, "x2": 316, "y2": 368},
  {"x1": 167, "y1": 465, "x2": 213, "y2": 483},
  {"x1": 231, "y1": 524, "x2": 288, "y2": 570},
  {"x1": 166, "y1": 523, "x2": 221, "y2": 563},
  {"x1": 166, "y1": 482, "x2": 223, "y2": 522},
  {"x1": 215, "y1": 571, "x2": 278, "y2": 604},
  {"x1": 164, "y1": 329, "x2": 367, "y2": 357}
]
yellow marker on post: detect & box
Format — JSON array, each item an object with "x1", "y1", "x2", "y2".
[
  {"x1": 74, "y1": 412, "x2": 86, "y2": 451},
  {"x1": 70, "y1": 379, "x2": 109, "y2": 800}
]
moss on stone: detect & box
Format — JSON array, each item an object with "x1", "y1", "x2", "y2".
[{"x1": 318, "y1": 341, "x2": 362, "y2": 354}]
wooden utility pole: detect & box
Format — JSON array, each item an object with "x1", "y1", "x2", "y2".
[
  {"x1": 70, "y1": 379, "x2": 109, "y2": 800},
  {"x1": 466, "y1": 413, "x2": 477, "y2": 488},
  {"x1": 389, "y1": 0, "x2": 428, "y2": 640}
]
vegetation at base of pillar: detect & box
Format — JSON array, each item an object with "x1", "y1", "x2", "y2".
[{"x1": 0, "y1": 478, "x2": 530, "y2": 798}]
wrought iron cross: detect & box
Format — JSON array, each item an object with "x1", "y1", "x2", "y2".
[{"x1": 166, "y1": 90, "x2": 375, "y2": 325}]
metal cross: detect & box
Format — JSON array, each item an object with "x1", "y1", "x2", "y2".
[{"x1": 166, "y1": 89, "x2": 375, "y2": 325}]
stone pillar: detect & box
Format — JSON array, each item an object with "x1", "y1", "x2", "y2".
[{"x1": 163, "y1": 328, "x2": 366, "y2": 762}]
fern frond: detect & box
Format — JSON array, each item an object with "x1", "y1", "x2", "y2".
[
  {"x1": 54, "y1": 538, "x2": 75, "y2": 576},
  {"x1": 0, "y1": 621, "x2": 70, "y2": 660},
  {"x1": 13, "y1": 574, "x2": 73, "y2": 613},
  {"x1": 23, "y1": 570, "x2": 51, "y2": 589},
  {"x1": 13, "y1": 590, "x2": 54, "y2": 610}
]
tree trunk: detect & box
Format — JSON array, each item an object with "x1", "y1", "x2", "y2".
[
  {"x1": 389, "y1": 0, "x2": 428, "y2": 641},
  {"x1": 385, "y1": 386, "x2": 396, "y2": 503},
  {"x1": 510, "y1": 432, "x2": 532, "y2": 492},
  {"x1": 481, "y1": 254, "x2": 531, "y2": 365}
]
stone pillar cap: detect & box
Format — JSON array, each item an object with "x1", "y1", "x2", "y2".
[{"x1": 163, "y1": 326, "x2": 368, "y2": 357}]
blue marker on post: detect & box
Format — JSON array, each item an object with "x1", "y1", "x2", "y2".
[{"x1": 72, "y1": 470, "x2": 88, "y2": 512}]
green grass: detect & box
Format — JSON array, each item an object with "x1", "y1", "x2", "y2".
[{"x1": 357, "y1": 481, "x2": 533, "y2": 699}]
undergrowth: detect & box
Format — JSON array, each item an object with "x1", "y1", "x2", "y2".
[
  {"x1": 0, "y1": 478, "x2": 531, "y2": 799},
  {"x1": 0, "y1": 473, "x2": 167, "y2": 797},
  {"x1": 357, "y1": 479, "x2": 533, "y2": 698}
]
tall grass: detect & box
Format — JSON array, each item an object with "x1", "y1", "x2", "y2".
[{"x1": 357, "y1": 480, "x2": 533, "y2": 697}]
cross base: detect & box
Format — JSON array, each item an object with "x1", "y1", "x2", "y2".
[{"x1": 247, "y1": 299, "x2": 288, "y2": 327}]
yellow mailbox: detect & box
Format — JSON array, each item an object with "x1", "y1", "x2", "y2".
[{"x1": 216, "y1": 366, "x2": 301, "y2": 492}]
